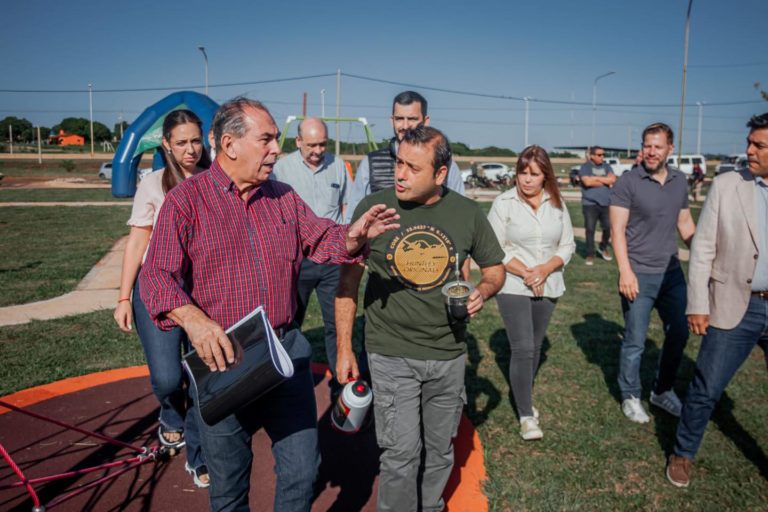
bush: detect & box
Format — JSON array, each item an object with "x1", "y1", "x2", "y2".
[{"x1": 60, "y1": 159, "x2": 76, "y2": 173}]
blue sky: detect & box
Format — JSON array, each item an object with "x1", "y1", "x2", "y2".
[{"x1": 2, "y1": 0, "x2": 766, "y2": 155}]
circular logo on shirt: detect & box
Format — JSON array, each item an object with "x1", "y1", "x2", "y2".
[{"x1": 385, "y1": 224, "x2": 456, "y2": 291}]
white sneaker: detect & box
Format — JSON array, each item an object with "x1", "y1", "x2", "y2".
[
  {"x1": 532, "y1": 406, "x2": 540, "y2": 420},
  {"x1": 650, "y1": 390, "x2": 683, "y2": 417},
  {"x1": 622, "y1": 396, "x2": 650, "y2": 424},
  {"x1": 520, "y1": 416, "x2": 543, "y2": 440}
]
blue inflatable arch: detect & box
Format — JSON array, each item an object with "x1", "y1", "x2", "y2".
[{"x1": 111, "y1": 91, "x2": 219, "y2": 197}]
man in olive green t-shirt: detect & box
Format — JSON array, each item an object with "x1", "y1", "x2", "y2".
[{"x1": 335, "y1": 126, "x2": 505, "y2": 512}]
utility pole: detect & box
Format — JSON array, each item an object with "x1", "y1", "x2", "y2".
[
  {"x1": 37, "y1": 126, "x2": 42, "y2": 164},
  {"x1": 696, "y1": 101, "x2": 704, "y2": 155},
  {"x1": 320, "y1": 89, "x2": 326, "y2": 118},
  {"x1": 8, "y1": 125, "x2": 12, "y2": 155},
  {"x1": 335, "y1": 69, "x2": 341, "y2": 155},
  {"x1": 88, "y1": 83, "x2": 94, "y2": 157},
  {"x1": 523, "y1": 97, "x2": 530, "y2": 148}
]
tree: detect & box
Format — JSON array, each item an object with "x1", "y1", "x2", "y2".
[
  {"x1": 0, "y1": 116, "x2": 35, "y2": 143},
  {"x1": 52, "y1": 117, "x2": 112, "y2": 142}
]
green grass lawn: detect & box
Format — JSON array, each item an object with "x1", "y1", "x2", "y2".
[
  {"x1": 1, "y1": 195, "x2": 766, "y2": 509},
  {"x1": 0, "y1": 188, "x2": 129, "y2": 202},
  {"x1": 0, "y1": 205, "x2": 130, "y2": 306}
]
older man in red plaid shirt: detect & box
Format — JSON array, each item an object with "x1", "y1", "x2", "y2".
[{"x1": 140, "y1": 97, "x2": 399, "y2": 512}]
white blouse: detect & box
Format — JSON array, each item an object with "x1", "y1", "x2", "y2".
[{"x1": 487, "y1": 187, "x2": 575, "y2": 298}]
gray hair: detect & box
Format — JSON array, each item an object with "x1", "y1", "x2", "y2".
[{"x1": 212, "y1": 97, "x2": 272, "y2": 152}]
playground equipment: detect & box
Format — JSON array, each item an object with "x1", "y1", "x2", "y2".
[{"x1": 111, "y1": 91, "x2": 218, "y2": 198}]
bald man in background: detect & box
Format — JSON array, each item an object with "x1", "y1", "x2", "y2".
[{"x1": 272, "y1": 118, "x2": 350, "y2": 399}]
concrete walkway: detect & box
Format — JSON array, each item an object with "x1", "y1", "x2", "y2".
[{"x1": 0, "y1": 237, "x2": 126, "y2": 327}]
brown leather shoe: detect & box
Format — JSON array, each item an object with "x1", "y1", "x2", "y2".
[{"x1": 666, "y1": 455, "x2": 692, "y2": 488}]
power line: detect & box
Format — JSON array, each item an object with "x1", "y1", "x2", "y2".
[
  {"x1": 0, "y1": 73, "x2": 337, "y2": 94},
  {"x1": 1, "y1": 70, "x2": 764, "y2": 109},
  {"x1": 341, "y1": 72, "x2": 764, "y2": 108}
]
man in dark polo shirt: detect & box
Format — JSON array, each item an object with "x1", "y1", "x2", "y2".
[
  {"x1": 579, "y1": 145, "x2": 616, "y2": 265},
  {"x1": 610, "y1": 122, "x2": 696, "y2": 424}
]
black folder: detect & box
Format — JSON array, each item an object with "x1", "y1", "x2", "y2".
[{"x1": 182, "y1": 307, "x2": 294, "y2": 426}]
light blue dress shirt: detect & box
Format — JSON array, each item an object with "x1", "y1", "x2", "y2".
[{"x1": 752, "y1": 176, "x2": 768, "y2": 290}]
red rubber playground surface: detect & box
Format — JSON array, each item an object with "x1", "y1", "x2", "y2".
[{"x1": 0, "y1": 364, "x2": 488, "y2": 511}]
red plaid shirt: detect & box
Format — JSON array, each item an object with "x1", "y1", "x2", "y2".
[{"x1": 139, "y1": 160, "x2": 362, "y2": 331}]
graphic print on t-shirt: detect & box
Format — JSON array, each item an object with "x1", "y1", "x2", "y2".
[{"x1": 384, "y1": 224, "x2": 457, "y2": 291}]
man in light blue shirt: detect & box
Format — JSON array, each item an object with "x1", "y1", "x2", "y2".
[
  {"x1": 272, "y1": 117, "x2": 349, "y2": 397},
  {"x1": 344, "y1": 91, "x2": 464, "y2": 223}
]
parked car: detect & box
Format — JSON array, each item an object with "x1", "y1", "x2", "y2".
[
  {"x1": 604, "y1": 157, "x2": 633, "y2": 177},
  {"x1": 666, "y1": 154, "x2": 706, "y2": 175},
  {"x1": 463, "y1": 162, "x2": 514, "y2": 188},
  {"x1": 715, "y1": 153, "x2": 747, "y2": 175},
  {"x1": 98, "y1": 162, "x2": 153, "y2": 182},
  {"x1": 98, "y1": 162, "x2": 112, "y2": 180}
]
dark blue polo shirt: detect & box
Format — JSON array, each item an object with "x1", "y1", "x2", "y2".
[{"x1": 610, "y1": 165, "x2": 689, "y2": 273}]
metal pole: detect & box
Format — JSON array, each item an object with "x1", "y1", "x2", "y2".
[
  {"x1": 696, "y1": 101, "x2": 703, "y2": 155},
  {"x1": 591, "y1": 71, "x2": 615, "y2": 148},
  {"x1": 678, "y1": 0, "x2": 693, "y2": 160},
  {"x1": 302, "y1": 93, "x2": 307, "y2": 117},
  {"x1": 37, "y1": 126, "x2": 42, "y2": 164},
  {"x1": 320, "y1": 89, "x2": 326, "y2": 118},
  {"x1": 627, "y1": 127, "x2": 632, "y2": 158},
  {"x1": 335, "y1": 69, "x2": 341, "y2": 155},
  {"x1": 8, "y1": 125, "x2": 12, "y2": 155},
  {"x1": 523, "y1": 97, "x2": 529, "y2": 148},
  {"x1": 198, "y1": 46, "x2": 209, "y2": 96},
  {"x1": 88, "y1": 83, "x2": 94, "y2": 157}
]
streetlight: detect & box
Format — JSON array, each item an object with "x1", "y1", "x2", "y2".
[
  {"x1": 591, "y1": 71, "x2": 615, "y2": 148},
  {"x1": 198, "y1": 46, "x2": 208, "y2": 96},
  {"x1": 678, "y1": 0, "x2": 693, "y2": 159},
  {"x1": 320, "y1": 89, "x2": 326, "y2": 118}
]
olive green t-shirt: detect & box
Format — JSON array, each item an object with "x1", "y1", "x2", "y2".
[{"x1": 353, "y1": 188, "x2": 504, "y2": 360}]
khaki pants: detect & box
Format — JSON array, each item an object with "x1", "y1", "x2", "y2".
[{"x1": 368, "y1": 352, "x2": 467, "y2": 512}]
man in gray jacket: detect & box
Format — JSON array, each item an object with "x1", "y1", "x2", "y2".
[{"x1": 667, "y1": 112, "x2": 768, "y2": 487}]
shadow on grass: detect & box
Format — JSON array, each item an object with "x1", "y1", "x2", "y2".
[
  {"x1": 487, "y1": 327, "x2": 551, "y2": 418},
  {"x1": 570, "y1": 313, "x2": 624, "y2": 402},
  {"x1": 465, "y1": 332, "x2": 502, "y2": 426},
  {"x1": 570, "y1": 312, "x2": 768, "y2": 480}
]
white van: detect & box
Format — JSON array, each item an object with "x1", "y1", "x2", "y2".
[
  {"x1": 665, "y1": 154, "x2": 706, "y2": 175},
  {"x1": 715, "y1": 153, "x2": 747, "y2": 175}
]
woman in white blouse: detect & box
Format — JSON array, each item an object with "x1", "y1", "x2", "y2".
[
  {"x1": 113, "y1": 109, "x2": 211, "y2": 486},
  {"x1": 488, "y1": 145, "x2": 575, "y2": 441}
]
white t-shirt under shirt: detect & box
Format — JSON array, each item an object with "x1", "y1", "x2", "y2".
[{"x1": 127, "y1": 169, "x2": 166, "y2": 263}]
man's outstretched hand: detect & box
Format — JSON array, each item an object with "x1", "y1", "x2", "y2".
[{"x1": 346, "y1": 204, "x2": 400, "y2": 254}]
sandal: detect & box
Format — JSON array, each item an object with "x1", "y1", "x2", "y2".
[
  {"x1": 157, "y1": 425, "x2": 186, "y2": 450},
  {"x1": 185, "y1": 462, "x2": 210, "y2": 488}
]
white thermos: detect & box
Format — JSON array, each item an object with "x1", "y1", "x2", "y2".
[{"x1": 331, "y1": 380, "x2": 373, "y2": 434}]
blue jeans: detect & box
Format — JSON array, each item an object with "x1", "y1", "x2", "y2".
[
  {"x1": 132, "y1": 279, "x2": 204, "y2": 470},
  {"x1": 295, "y1": 260, "x2": 340, "y2": 394},
  {"x1": 618, "y1": 266, "x2": 689, "y2": 401},
  {"x1": 674, "y1": 296, "x2": 768, "y2": 459},
  {"x1": 197, "y1": 329, "x2": 319, "y2": 512}
]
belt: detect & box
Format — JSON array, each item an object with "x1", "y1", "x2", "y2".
[{"x1": 751, "y1": 291, "x2": 768, "y2": 299}]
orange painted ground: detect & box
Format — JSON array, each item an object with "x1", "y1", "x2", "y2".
[{"x1": 0, "y1": 365, "x2": 487, "y2": 511}]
